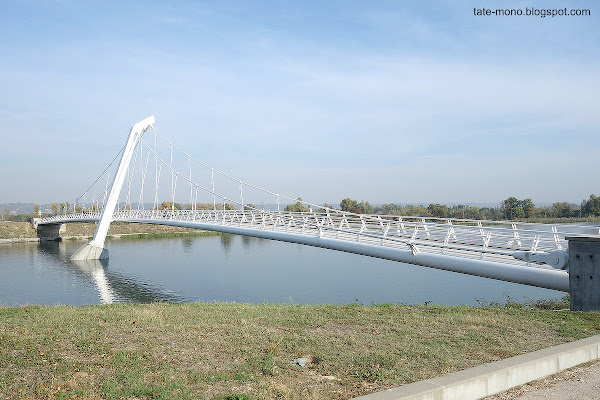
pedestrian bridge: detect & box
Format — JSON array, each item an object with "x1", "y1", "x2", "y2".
[{"x1": 34, "y1": 116, "x2": 600, "y2": 293}]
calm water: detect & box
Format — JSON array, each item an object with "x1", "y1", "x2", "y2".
[{"x1": 0, "y1": 235, "x2": 564, "y2": 306}]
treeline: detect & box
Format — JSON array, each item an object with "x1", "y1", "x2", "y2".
[
  {"x1": 1, "y1": 203, "x2": 73, "y2": 221},
  {"x1": 334, "y1": 194, "x2": 600, "y2": 220},
  {"x1": 336, "y1": 198, "x2": 503, "y2": 219},
  {"x1": 4, "y1": 194, "x2": 600, "y2": 222}
]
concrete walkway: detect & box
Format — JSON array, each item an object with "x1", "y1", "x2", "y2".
[
  {"x1": 352, "y1": 335, "x2": 600, "y2": 400},
  {"x1": 483, "y1": 359, "x2": 600, "y2": 399}
]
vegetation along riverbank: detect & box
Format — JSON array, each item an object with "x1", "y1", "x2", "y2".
[
  {"x1": 0, "y1": 222, "x2": 221, "y2": 242},
  {"x1": 1, "y1": 302, "x2": 599, "y2": 400}
]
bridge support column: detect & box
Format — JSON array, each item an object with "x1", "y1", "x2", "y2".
[
  {"x1": 71, "y1": 243, "x2": 109, "y2": 260},
  {"x1": 70, "y1": 115, "x2": 155, "y2": 261},
  {"x1": 36, "y1": 223, "x2": 65, "y2": 241},
  {"x1": 567, "y1": 236, "x2": 600, "y2": 311}
]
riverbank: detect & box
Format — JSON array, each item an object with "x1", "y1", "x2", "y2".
[
  {"x1": 0, "y1": 221, "x2": 221, "y2": 243},
  {"x1": 1, "y1": 303, "x2": 599, "y2": 400}
]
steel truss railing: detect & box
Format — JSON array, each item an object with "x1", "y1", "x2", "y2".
[{"x1": 35, "y1": 209, "x2": 599, "y2": 269}]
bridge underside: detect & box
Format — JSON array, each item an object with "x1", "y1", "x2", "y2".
[{"x1": 125, "y1": 218, "x2": 570, "y2": 292}]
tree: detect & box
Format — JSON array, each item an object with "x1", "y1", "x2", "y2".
[
  {"x1": 520, "y1": 199, "x2": 535, "y2": 219},
  {"x1": 33, "y1": 204, "x2": 40, "y2": 217},
  {"x1": 51, "y1": 203, "x2": 59, "y2": 216},
  {"x1": 403, "y1": 205, "x2": 428, "y2": 217},
  {"x1": 340, "y1": 198, "x2": 359, "y2": 212},
  {"x1": 501, "y1": 197, "x2": 535, "y2": 220},
  {"x1": 377, "y1": 203, "x2": 401, "y2": 214},
  {"x1": 582, "y1": 194, "x2": 600, "y2": 217},
  {"x1": 552, "y1": 202, "x2": 574, "y2": 218},
  {"x1": 427, "y1": 203, "x2": 448, "y2": 218},
  {"x1": 358, "y1": 201, "x2": 373, "y2": 214},
  {"x1": 339, "y1": 198, "x2": 369, "y2": 214},
  {"x1": 501, "y1": 197, "x2": 519, "y2": 219},
  {"x1": 1, "y1": 205, "x2": 9, "y2": 221},
  {"x1": 285, "y1": 198, "x2": 308, "y2": 213}
]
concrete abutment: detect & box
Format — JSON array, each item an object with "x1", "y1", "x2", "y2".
[
  {"x1": 567, "y1": 236, "x2": 600, "y2": 311},
  {"x1": 36, "y1": 223, "x2": 65, "y2": 241}
]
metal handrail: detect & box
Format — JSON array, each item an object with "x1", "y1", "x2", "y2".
[{"x1": 35, "y1": 210, "x2": 591, "y2": 266}]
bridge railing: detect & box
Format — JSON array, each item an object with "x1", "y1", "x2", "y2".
[
  {"x1": 120, "y1": 209, "x2": 593, "y2": 265},
  {"x1": 36, "y1": 209, "x2": 598, "y2": 268}
]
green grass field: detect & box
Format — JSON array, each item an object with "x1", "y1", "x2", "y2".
[{"x1": 1, "y1": 303, "x2": 599, "y2": 400}]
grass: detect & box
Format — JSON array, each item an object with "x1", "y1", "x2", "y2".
[
  {"x1": 0, "y1": 222, "x2": 37, "y2": 239},
  {"x1": 1, "y1": 303, "x2": 599, "y2": 400},
  {"x1": 0, "y1": 222, "x2": 220, "y2": 240}
]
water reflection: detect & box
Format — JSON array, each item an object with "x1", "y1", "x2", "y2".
[
  {"x1": 182, "y1": 237, "x2": 194, "y2": 253},
  {"x1": 220, "y1": 234, "x2": 233, "y2": 254},
  {"x1": 72, "y1": 260, "x2": 115, "y2": 304},
  {"x1": 1, "y1": 234, "x2": 565, "y2": 306},
  {"x1": 241, "y1": 235, "x2": 266, "y2": 250},
  {"x1": 36, "y1": 241, "x2": 185, "y2": 304}
]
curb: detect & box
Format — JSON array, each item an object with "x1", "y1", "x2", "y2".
[{"x1": 351, "y1": 334, "x2": 600, "y2": 400}]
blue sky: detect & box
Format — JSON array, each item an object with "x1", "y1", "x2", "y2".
[{"x1": 1, "y1": 0, "x2": 598, "y2": 205}]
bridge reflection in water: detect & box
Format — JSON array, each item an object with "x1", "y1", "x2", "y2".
[
  {"x1": 37, "y1": 241, "x2": 185, "y2": 304},
  {"x1": 1, "y1": 235, "x2": 569, "y2": 306}
]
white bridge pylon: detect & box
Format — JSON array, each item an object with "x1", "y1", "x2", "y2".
[
  {"x1": 35, "y1": 117, "x2": 600, "y2": 292},
  {"x1": 71, "y1": 116, "x2": 156, "y2": 260}
]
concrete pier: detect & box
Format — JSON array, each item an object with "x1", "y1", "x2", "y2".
[
  {"x1": 567, "y1": 236, "x2": 600, "y2": 311},
  {"x1": 36, "y1": 223, "x2": 65, "y2": 241}
]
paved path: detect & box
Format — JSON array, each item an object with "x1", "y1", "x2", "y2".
[
  {"x1": 352, "y1": 335, "x2": 600, "y2": 400},
  {"x1": 483, "y1": 359, "x2": 600, "y2": 399}
]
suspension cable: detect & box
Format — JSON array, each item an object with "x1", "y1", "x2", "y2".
[{"x1": 74, "y1": 145, "x2": 125, "y2": 204}]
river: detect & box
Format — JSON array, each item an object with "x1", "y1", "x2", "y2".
[{"x1": 0, "y1": 234, "x2": 564, "y2": 306}]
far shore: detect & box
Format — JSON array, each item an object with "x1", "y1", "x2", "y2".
[{"x1": 0, "y1": 221, "x2": 221, "y2": 243}]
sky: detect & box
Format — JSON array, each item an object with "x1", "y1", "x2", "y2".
[{"x1": 0, "y1": 0, "x2": 598, "y2": 206}]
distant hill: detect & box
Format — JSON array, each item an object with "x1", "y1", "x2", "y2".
[{"x1": 0, "y1": 203, "x2": 36, "y2": 214}]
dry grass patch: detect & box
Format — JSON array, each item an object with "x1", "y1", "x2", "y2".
[
  {"x1": 0, "y1": 222, "x2": 37, "y2": 239},
  {"x1": 64, "y1": 222, "x2": 207, "y2": 237},
  {"x1": 0, "y1": 221, "x2": 219, "y2": 240}
]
